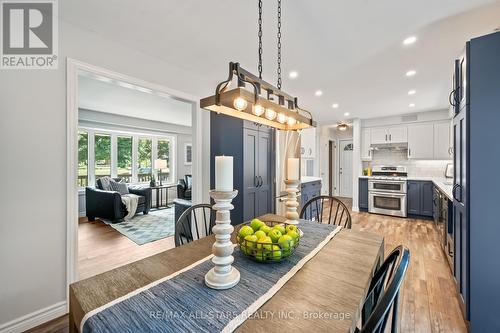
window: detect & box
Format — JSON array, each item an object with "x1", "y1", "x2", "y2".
[
  {"x1": 77, "y1": 128, "x2": 176, "y2": 186},
  {"x1": 94, "y1": 134, "x2": 111, "y2": 182},
  {"x1": 117, "y1": 136, "x2": 132, "y2": 183},
  {"x1": 137, "y1": 138, "x2": 152, "y2": 182},
  {"x1": 78, "y1": 131, "x2": 88, "y2": 187},
  {"x1": 157, "y1": 139, "x2": 171, "y2": 183}
]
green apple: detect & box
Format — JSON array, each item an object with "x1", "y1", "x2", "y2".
[
  {"x1": 256, "y1": 236, "x2": 272, "y2": 251},
  {"x1": 268, "y1": 245, "x2": 282, "y2": 259},
  {"x1": 259, "y1": 225, "x2": 272, "y2": 235},
  {"x1": 287, "y1": 230, "x2": 300, "y2": 241},
  {"x1": 250, "y1": 219, "x2": 265, "y2": 232},
  {"x1": 241, "y1": 234, "x2": 257, "y2": 255},
  {"x1": 254, "y1": 230, "x2": 267, "y2": 240},
  {"x1": 239, "y1": 225, "x2": 254, "y2": 239},
  {"x1": 273, "y1": 224, "x2": 286, "y2": 235},
  {"x1": 278, "y1": 234, "x2": 293, "y2": 255},
  {"x1": 268, "y1": 229, "x2": 282, "y2": 243},
  {"x1": 286, "y1": 224, "x2": 298, "y2": 234},
  {"x1": 254, "y1": 249, "x2": 266, "y2": 261}
]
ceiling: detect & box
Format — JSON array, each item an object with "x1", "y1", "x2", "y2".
[
  {"x1": 63, "y1": 0, "x2": 500, "y2": 125},
  {"x1": 78, "y1": 73, "x2": 193, "y2": 127}
]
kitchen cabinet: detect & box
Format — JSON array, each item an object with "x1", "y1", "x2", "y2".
[
  {"x1": 370, "y1": 126, "x2": 407, "y2": 144},
  {"x1": 361, "y1": 128, "x2": 372, "y2": 161},
  {"x1": 449, "y1": 32, "x2": 500, "y2": 330},
  {"x1": 388, "y1": 126, "x2": 408, "y2": 143},
  {"x1": 300, "y1": 127, "x2": 316, "y2": 158},
  {"x1": 434, "y1": 122, "x2": 452, "y2": 159},
  {"x1": 211, "y1": 114, "x2": 275, "y2": 224},
  {"x1": 358, "y1": 178, "x2": 368, "y2": 211},
  {"x1": 407, "y1": 180, "x2": 433, "y2": 217},
  {"x1": 407, "y1": 123, "x2": 434, "y2": 159}
]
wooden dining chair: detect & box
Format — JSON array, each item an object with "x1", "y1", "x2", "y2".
[
  {"x1": 299, "y1": 196, "x2": 352, "y2": 229},
  {"x1": 356, "y1": 245, "x2": 410, "y2": 333},
  {"x1": 174, "y1": 204, "x2": 216, "y2": 247}
]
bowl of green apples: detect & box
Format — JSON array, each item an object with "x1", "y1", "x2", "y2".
[{"x1": 236, "y1": 218, "x2": 301, "y2": 263}]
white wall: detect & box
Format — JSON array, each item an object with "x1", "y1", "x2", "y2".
[
  {"x1": 351, "y1": 119, "x2": 362, "y2": 211},
  {"x1": 0, "y1": 20, "x2": 212, "y2": 330}
]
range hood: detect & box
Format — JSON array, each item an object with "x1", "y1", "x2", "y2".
[{"x1": 371, "y1": 142, "x2": 408, "y2": 151}]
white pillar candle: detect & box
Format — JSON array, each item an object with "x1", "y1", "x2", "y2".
[
  {"x1": 215, "y1": 156, "x2": 233, "y2": 191},
  {"x1": 287, "y1": 158, "x2": 300, "y2": 180}
]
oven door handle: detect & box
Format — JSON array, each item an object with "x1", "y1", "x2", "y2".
[{"x1": 369, "y1": 191, "x2": 407, "y2": 198}]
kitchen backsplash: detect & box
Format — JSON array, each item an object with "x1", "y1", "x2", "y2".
[{"x1": 362, "y1": 149, "x2": 452, "y2": 177}]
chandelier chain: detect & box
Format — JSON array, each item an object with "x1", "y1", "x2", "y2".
[
  {"x1": 277, "y1": 0, "x2": 282, "y2": 89},
  {"x1": 258, "y1": 0, "x2": 263, "y2": 79}
]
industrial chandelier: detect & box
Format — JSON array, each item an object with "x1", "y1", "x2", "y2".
[{"x1": 200, "y1": 0, "x2": 315, "y2": 131}]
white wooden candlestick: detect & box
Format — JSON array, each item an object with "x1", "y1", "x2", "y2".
[
  {"x1": 284, "y1": 179, "x2": 300, "y2": 225},
  {"x1": 205, "y1": 190, "x2": 240, "y2": 289}
]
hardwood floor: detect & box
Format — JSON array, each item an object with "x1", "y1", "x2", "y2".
[
  {"x1": 78, "y1": 216, "x2": 175, "y2": 280},
  {"x1": 28, "y1": 201, "x2": 466, "y2": 333}
]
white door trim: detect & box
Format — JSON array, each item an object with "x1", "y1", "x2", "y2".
[{"x1": 66, "y1": 58, "x2": 204, "y2": 310}]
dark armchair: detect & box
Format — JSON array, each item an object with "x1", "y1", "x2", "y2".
[
  {"x1": 177, "y1": 174, "x2": 192, "y2": 200},
  {"x1": 86, "y1": 178, "x2": 151, "y2": 222}
]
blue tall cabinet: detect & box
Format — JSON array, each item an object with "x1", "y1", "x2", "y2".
[
  {"x1": 210, "y1": 113, "x2": 275, "y2": 224},
  {"x1": 451, "y1": 31, "x2": 500, "y2": 331}
]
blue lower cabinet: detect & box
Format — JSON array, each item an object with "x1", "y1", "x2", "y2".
[
  {"x1": 407, "y1": 180, "x2": 433, "y2": 217},
  {"x1": 358, "y1": 178, "x2": 368, "y2": 211}
]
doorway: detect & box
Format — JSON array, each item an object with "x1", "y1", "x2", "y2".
[
  {"x1": 339, "y1": 139, "x2": 353, "y2": 198},
  {"x1": 66, "y1": 59, "x2": 203, "y2": 287}
]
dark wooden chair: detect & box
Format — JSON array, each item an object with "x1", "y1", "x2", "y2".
[
  {"x1": 174, "y1": 204, "x2": 215, "y2": 247},
  {"x1": 299, "y1": 195, "x2": 352, "y2": 229},
  {"x1": 356, "y1": 245, "x2": 410, "y2": 333}
]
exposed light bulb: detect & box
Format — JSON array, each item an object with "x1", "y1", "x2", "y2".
[
  {"x1": 233, "y1": 97, "x2": 248, "y2": 111},
  {"x1": 265, "y1": 108, "x2": 277, "y2": 120},
  {"x1": 277, "y1": 113, "x2": 287, "y2": 124},
  {"x1": 287, "y1": 117, "x2": 296, "y2": 126},
  {"x1": 253, "y1": 104, "x2": 265, "y2": 116},
  {"x1": 403, "y1": 36, "x2": 417, "y2": 45},
  {"x1": 406, "y1": 70, "x2": 417, "y2": 77}
]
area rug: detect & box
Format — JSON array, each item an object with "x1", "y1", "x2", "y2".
[{"x1": 103, "y1": 208, "x2": 175, "y2": 245}]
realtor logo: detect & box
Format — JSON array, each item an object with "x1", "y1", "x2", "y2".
[{"x1": 1, "y1": 0, "x2": 58, "y2": 69}]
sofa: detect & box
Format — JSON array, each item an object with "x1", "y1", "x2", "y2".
[
  {"x1": 86, "y1": 177, "x2": 151, "y2": 222},
  {"x1": 177, "y1": 174, "x2": 192, "y2": 200}
]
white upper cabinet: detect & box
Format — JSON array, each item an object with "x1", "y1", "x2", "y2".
[
  {"x1": 387, "y1": 126, "x2": 407, "y2": 143},
  {"x1": 370, "y1": 126, "x2": 407, "y2": 144},
  {"x1": 361, "y1": 128, "x2": 372, "y2": 161},
  {"x1": 300, "y1": 127, "x2": 316, "y2": 158},
  {"x1": 407, "y1": 123, "x2": 434, "y2": 159},
  {"x1": 434, "y1": 122, "x2": 452, "y2": 159},
  {"x1": 370, "y1": 127, "x2": 388, "y2": 145}
]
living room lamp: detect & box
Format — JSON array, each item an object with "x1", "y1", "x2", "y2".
[{"x1": 154, "y1": 159, "x2": 167, "y2": 186}]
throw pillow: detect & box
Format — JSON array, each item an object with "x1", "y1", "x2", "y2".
[
  {"x1": 110, "y1": 181, "x2": 129, "y2": 195},
  {"x1": 99, "y1": 176, "x2": 113, "y2": 191}
]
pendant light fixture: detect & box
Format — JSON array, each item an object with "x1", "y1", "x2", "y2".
[{"x1": 200, "y1": 0, "x2": 315, "y2": 131}]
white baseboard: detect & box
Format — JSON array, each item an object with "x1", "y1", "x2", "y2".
[
  {"x1": 352, "y1": 206, "x2": 360, "y2": 212},
  {"x1": 0, "y1": 301, "x2": 67, "y2": 333}
]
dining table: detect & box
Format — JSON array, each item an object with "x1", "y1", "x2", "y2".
[{"x1": 69, "y1": 214, "x2": 384, "y2": 333}]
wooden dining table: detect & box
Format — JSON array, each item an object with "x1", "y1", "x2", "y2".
[{"x1": 69, "y1": 214, "x2": 384, "y2": 333}]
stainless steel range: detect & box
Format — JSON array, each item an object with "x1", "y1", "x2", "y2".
[{"x1": 368, "y1": 166, "x2": 408, "y2": 217}]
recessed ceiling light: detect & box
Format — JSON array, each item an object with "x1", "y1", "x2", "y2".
[
  {"x1": 344, "y1": 112, "x2": 350, "y2": 116},
  {"x1": 332, "y1": 103, "x2": 339, "y2": 108},
  {"x1": 406, "y1": 70, "x2": 417, "y2": 77},
  {"x1": 289, "y1": 71, "x2": 298, "y2": 79},
  {"x1": 403, "y1": 36, "x2": 417, "y2": 45},
  {"x1": 408, "y1": 89, "x2": 416, "y2": 95},
  {"x1": 315, "y1": 90, "x2": 323, "y2": 97},
  {"x1": 409, "y1": 103, "x2": 415, "y2": 108}
]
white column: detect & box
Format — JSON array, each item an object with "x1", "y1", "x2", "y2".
[{"x1": 352, "y1": 118, "x2": 362, "y2": 212}]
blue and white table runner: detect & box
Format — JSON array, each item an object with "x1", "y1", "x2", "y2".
[{"x1": 82, "y1": 222, "x2": 342, "y2": 333}]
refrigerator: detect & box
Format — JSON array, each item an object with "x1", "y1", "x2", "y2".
[{"x1": 274, "y1": 130, "x2": 301, "y2": 216}]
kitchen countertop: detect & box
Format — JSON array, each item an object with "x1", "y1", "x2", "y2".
[
  {"x1": 301, "y1": 176, "x2": 322, "y2": 184},
  {"x1": 359, "y1": 175, "x2": 453, "y2": 200}
]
